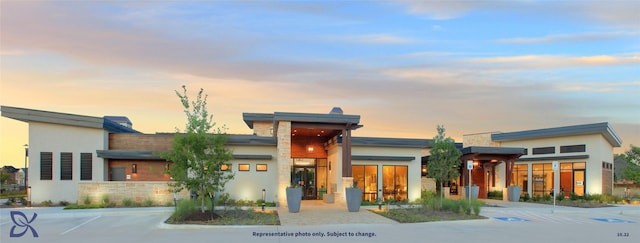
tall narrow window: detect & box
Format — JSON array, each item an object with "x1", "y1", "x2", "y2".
[
  {"x1": 352, "y1": 165, "x2": 378, "y2": 202},
  {"x1": 382, "y1": 165, "x2": 408, "y2": 201},
  {"x1": 60, "y1": 152, "x2": 73, "y2": 180},
  {"x1": 80, "y1": 153, "x2": 93, "y2": 180},
  {"x1": 40, "y1": 152, "x2": 53, "y2": 180}
]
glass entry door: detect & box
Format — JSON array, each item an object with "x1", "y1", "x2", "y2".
[
  {"x1": 293, "y1": 167, "x2": 316, "y2": 200},
  {"x1": 573, "y1": 169, "x2": 585, "y2": 196}
]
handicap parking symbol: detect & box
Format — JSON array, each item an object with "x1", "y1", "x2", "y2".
[
  {"x1": 495, "y1": 217, "x2": 528, "y2": 222},
  {"x1": 592, "y1": 218, "x2": 635, "y2": 223}
]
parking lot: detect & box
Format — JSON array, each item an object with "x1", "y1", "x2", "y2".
[{"x1": 1, "y1": 202, "x2": 639, "y2": 243}]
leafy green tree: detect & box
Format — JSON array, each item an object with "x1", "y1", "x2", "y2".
[
  {"x1": 0, "y1": 169, "x2": 12, "y2": 185},
  {"x1": 160, "y1": 85, "x2": 234, "y2": 213},
  {"x1": 427, "y1": 125, "x2": 462, "y2": 207},
  {"x1": 618, "y1": 145, "x2": 640, "y2": 184}
]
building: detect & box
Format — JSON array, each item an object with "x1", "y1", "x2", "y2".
[{"x1": 1, "y1": 105, "x2": 621, "y2": 205}]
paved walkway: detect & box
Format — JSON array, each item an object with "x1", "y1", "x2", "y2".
[{"x1": 277, "y1": 200, "x2": 397, "y2": 226}]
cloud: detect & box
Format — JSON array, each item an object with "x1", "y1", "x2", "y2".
[
  {"x1": 497, "y1": 32, "x2": 640, "y2": 44},
  {"x1": 392, "y1": 0, "x2": 482, "y2": 20},
  {"x1": 329, "y1": 34, "x2": 415, "y2": 44},
  {"x1": 470, "y1": 54, "x2": 640, "y2": 69},
  {"x1": 394, "y1": 0, "x2": 640, "y2": 29},
  {"x1": 553, "y1": 81, "x2": 640, "y2": 93}
]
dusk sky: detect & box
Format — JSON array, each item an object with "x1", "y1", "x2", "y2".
[{"x1": 1, "y1": 1, "x2": 639, "y2": 168}]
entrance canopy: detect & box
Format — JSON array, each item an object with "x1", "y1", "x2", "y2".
[{"x1": 460, "y1": 146, "x2": 525, "y2": 198}]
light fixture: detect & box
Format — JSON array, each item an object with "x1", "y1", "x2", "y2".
[
  {"x1": 132, "y1": 164, "x2": 137, "y2": 174},
  {"x1": 307, "y1": 145, "x2": 314, "y2": 153}
]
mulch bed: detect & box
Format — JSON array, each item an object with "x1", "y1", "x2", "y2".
[{"x1": 167, "y1": 209, "x2": 280, "y2": 225}]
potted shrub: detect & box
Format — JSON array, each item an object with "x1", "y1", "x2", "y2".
[
  {"x1": 508, "y1": 186, "x2": 522, "y2": 202},
  {"x1": 285, "y1": 186, "x2": 302, "y2": 213},
  {"x1": 465, "y1": 185, "x2": 479, "y2": 200},
  {"x1": 345, "y1": 182, "x2": 362, "y2": 212}
]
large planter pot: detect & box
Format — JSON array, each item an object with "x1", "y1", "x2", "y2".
[
  {"x1": 508, "y1": 186, "x2": 522, "y2": 202},
  {"x1": 465, "y1": 186, "x2": 479, "y2": 200},
  {"x1": 345, "y1": 187, "x2": 362, "y2": 212},
  {"x1": 286, "y1": 187, "x2": 302, "y2": 213}
]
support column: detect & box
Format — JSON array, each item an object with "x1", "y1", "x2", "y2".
[
  {"x1": 341, "y1": 126, "x2": 352, "y2": 177},
  {"x1": 276, "y1": 121, "x2": 291, "y2": 207}
]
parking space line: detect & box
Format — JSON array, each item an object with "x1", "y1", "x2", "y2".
[{"x1": 60, "y1": 215, "x2": 101, "y2": 235}]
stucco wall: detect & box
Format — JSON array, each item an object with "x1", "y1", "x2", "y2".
[
  {"x1": 28, "y1": 122, "x2": 107, "y2": 204},
  {"x1": 498, "y1": 133, "x2": 615, "y2": 195},
  {"x1": 351, "y1": 146, "x2": 423, "y2": 202},
  {"x1": 225, "y1": 145, "x2": 278, "y2": 202}
]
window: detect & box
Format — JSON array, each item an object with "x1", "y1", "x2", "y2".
[
  {"x1": 256, "y1": 164, "x2": 267, "y2": 171},
  {"x1": 80, "y1": 153, "x2": 92, "y2": 180},
  {"x1": 532, "y1": 146, "x2": 555, "y2": 155},
  {"x1": 40, "y1": 152, "x2": 53, "y2": 180},
  {"x1": 238, "y1": 164, "x2": 250, "y2": 171},
  {"x1": 60, "y1": 152, "x2": 73, "y2": 180},
  {"x1": 383, "y1": 165, "x2": 407, "y2": 201},
  {"x1": 532, "y1": 163, "x2": 553, "y2": 196},
  {"x1": 352, "y1": 165, "x2": 378, "y2": 202},
  {"x1": 221, "y1": 164, "x2": 230, "y2": 171},
  {"x1": 511, "y1": 164, "x2": 528, "y2": 195},
  {"x1": 560, "y1": 144, "x2": 586, "y2": 153},
  {"x1": 523, "y1": 149, "x2": 528, "y2": 155}
]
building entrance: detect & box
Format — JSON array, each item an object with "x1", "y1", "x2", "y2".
[{"x1": 292, "y1": 158, "x2": 328, "y2": 200}]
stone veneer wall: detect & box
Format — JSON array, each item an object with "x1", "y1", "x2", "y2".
[
  {"x1": 276, "y1": 121, "x2": 291, "y2": 206},
  {"x1": 78, "y1": 182, "x2": 189, "y2": 206},
  {"x1": 421, "y1": 177, "x2": 436, "y2": 192},
  {"x1": 462, "y1": 132, "x2": 501, "y2": 147}
]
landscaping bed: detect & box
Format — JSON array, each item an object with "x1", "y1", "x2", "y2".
[
  {"x1": 372, "y1": 191, "x2": 486, "y2": 223},
  {"x1": 372, "y1": 207, "x2": 485, "y2": 223},
  {"x1": 166, "y1": 208, "x2": 280, "y2": 225}
]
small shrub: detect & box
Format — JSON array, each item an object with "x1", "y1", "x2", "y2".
[
  {"x1": 101, "y1": 194, "x2": 110, "y2": 205},
  {"x1": 165, "y1": 201, "x2": 174, "y2": 207},
  {"x1": 83, "y1": 195, "x2": 92, "y2": 205},
  {"x1": 172, "y1": 199, "x2": 198, "y2": 221},
  {"x1": 59, "y1": 200, "x2": 70, "y2": 206},
  {"x1": 521, "y1": 193, "x2": 530, "y2": 202},
  {"x1": 487, "y1": 190, "x2": 503, "y2": 200},
  {"x1": 542, "y1": 194, "x2": 552, "y2": 202},
  {"x1": 569, "y1": 192, "x2": 580, "y2": 201},
  {"x1": 41, "y1": 200, "x2": 53, "y2": 207},
  {"x1": 122, "y1": 198, "x2": 133, "y2": 207},
  {"x1": 556, "y1": 193, "x2": 565, "y2": 201},
  {"x1": 143, "y1": 198, "x2": 154, "y2": 207}
]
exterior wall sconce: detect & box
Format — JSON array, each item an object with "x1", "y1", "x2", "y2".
[
  {"x1": 132, "y1": 164, "x2": 137, "y2": 174},
  {"x1": 306, "y1": 145, "x2": 314, "y2": 153}
]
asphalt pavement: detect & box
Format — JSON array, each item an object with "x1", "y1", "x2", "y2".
[{"x1": 1, "y1": 200, "x2": 638, "y2": 243}]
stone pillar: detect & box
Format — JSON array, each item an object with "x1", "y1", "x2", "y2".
[
  {"x1": 337, "y1": 177, "x2": 353, "y2": 205},
  {"x1": 276, "y1": 121, "x2": 291, "y2": 207}
]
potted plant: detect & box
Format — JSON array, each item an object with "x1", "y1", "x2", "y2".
[
  {"x1": 285, "y1": 185, "x2": 302, "y2": 213},
  {"x1": 465, "y1": 184, "x2": 479, "y2": 200},
  {"x1": 507, "y1": 185, "x2": 522, "y2": 202},
  {"x1": 345, "y1": 181, "x2": 362, "y2": 212}
]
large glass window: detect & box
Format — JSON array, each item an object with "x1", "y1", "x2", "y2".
[
  {"x1": 532, "y1": 164, "x2": 554, "y2": 197},
  {"x1": 511, "y1": 164, "x2": 528, "y2": 195},
  {"x1": 352, "y1": 165, "x2": 378, "y2": 202},
  {"x1": 383, "y1": 165, "x2": 407, "y2": 201}
]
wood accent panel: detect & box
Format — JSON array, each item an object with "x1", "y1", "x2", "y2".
[
  {"x1": 291, "y1": 136, "x2": 327, "y2": 158},
  {"x1": 109, "y1": 160, "x2": 172, "y2": 181},
  {"x1": 109, "y1": 133, "x2": 174, "y2": 150}
]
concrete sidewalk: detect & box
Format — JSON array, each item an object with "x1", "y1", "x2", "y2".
[{"x1": 277, "y1": 200, "x2": 397, "y2": 226}]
